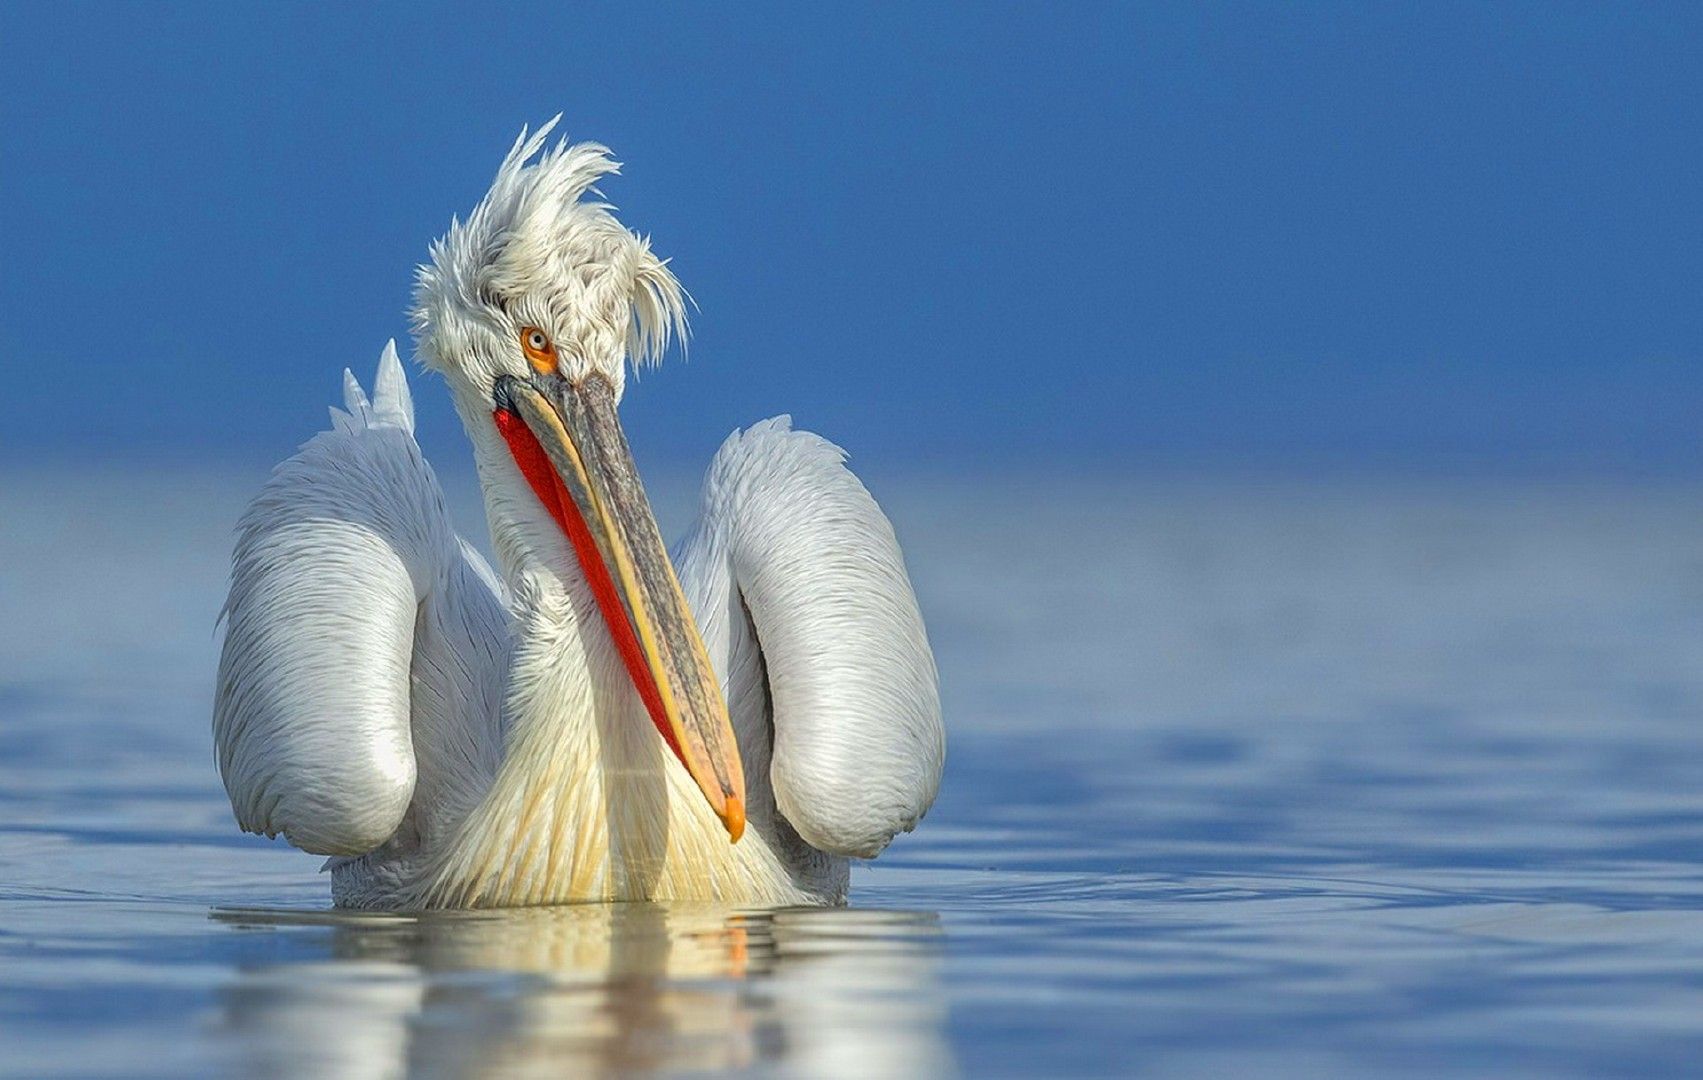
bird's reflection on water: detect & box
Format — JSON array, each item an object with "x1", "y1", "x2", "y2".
[{"x1": 211, "y1": 903, "x2": 951, "y2": 1078}]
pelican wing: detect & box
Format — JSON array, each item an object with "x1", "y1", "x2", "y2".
[
  {"x1": 677, "y1": 418, "x2": 944, "y2": 859},
  {"x1": 214, "y1": 345, "x2": 508, "y2": 857}
]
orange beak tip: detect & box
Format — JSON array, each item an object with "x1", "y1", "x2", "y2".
[{"x1": 723, "y1": 794, "x2": 746, "y2": 843}]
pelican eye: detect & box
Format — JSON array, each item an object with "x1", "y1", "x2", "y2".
[{"x1": 520, "y1": 327, "x2": 557, "y2": 373}]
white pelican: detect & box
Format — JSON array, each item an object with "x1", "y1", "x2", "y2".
[{"x1": 213, "y1": 119, "x2": 943, "y2": 909}]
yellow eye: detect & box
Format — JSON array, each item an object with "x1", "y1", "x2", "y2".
[{"x1": 520, "y1": 327, "x2": 556, "y2": 373}]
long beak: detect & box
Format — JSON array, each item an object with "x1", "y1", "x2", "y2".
[{"x1": 493, "y1": 372, "x2": 746, "y2": 842}]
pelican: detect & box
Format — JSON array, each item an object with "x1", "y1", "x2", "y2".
[{"x1": 212, "y1": 119, "x2": 943, "y2": 909}]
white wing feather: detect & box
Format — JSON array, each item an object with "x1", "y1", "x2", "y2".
[
  {"x1": 677, "y1": 417, "x2": 944, "y2": 859},
  {"x1": 214, "y1": 343, "x2": 503, "y2": 857}
]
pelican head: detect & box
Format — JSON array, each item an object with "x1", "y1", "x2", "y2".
[{"x1": 410, "y1": 117, "x2": 745, "y2": 842}]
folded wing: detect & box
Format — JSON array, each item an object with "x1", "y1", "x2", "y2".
[
  {"x1": 213, "y1": 344, "x2": 506, "y2": 857},
  {"x1": 677, "y1": 417, "x2": 944, "y2": 859}
]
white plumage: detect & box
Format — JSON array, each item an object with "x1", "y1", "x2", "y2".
[{"x1": 213, "y1": 121, "x2": 943, "y2": 909}]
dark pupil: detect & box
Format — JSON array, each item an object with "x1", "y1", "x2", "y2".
[{"x1": 530, "y1": 334, "x2": 543, "y2": 348}]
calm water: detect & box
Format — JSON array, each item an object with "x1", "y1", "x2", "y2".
[{"x1": 3, "y1": 464, "x2": 1703, "y2": 1077}]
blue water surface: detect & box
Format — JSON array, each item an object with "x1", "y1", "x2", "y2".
[{"x1": 2, "y1": 465, "x2": 1701, "y2": 1077}]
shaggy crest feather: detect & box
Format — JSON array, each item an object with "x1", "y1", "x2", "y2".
[{"x1": 411, "y1": 116, "x2": 688, "y2": 383}]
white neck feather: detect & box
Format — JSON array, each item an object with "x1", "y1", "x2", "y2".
[{"x1": 408, "y1": 411, "x2": 805, "y2": 907}]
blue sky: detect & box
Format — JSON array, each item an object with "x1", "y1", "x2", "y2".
[{"x1": 2, "y1": 2, "x2": 1699, "y2": 473}]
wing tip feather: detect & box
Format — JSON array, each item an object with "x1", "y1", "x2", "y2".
[{"x1": 331, "y1": 343, "x2": 415, "y2": 435}]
